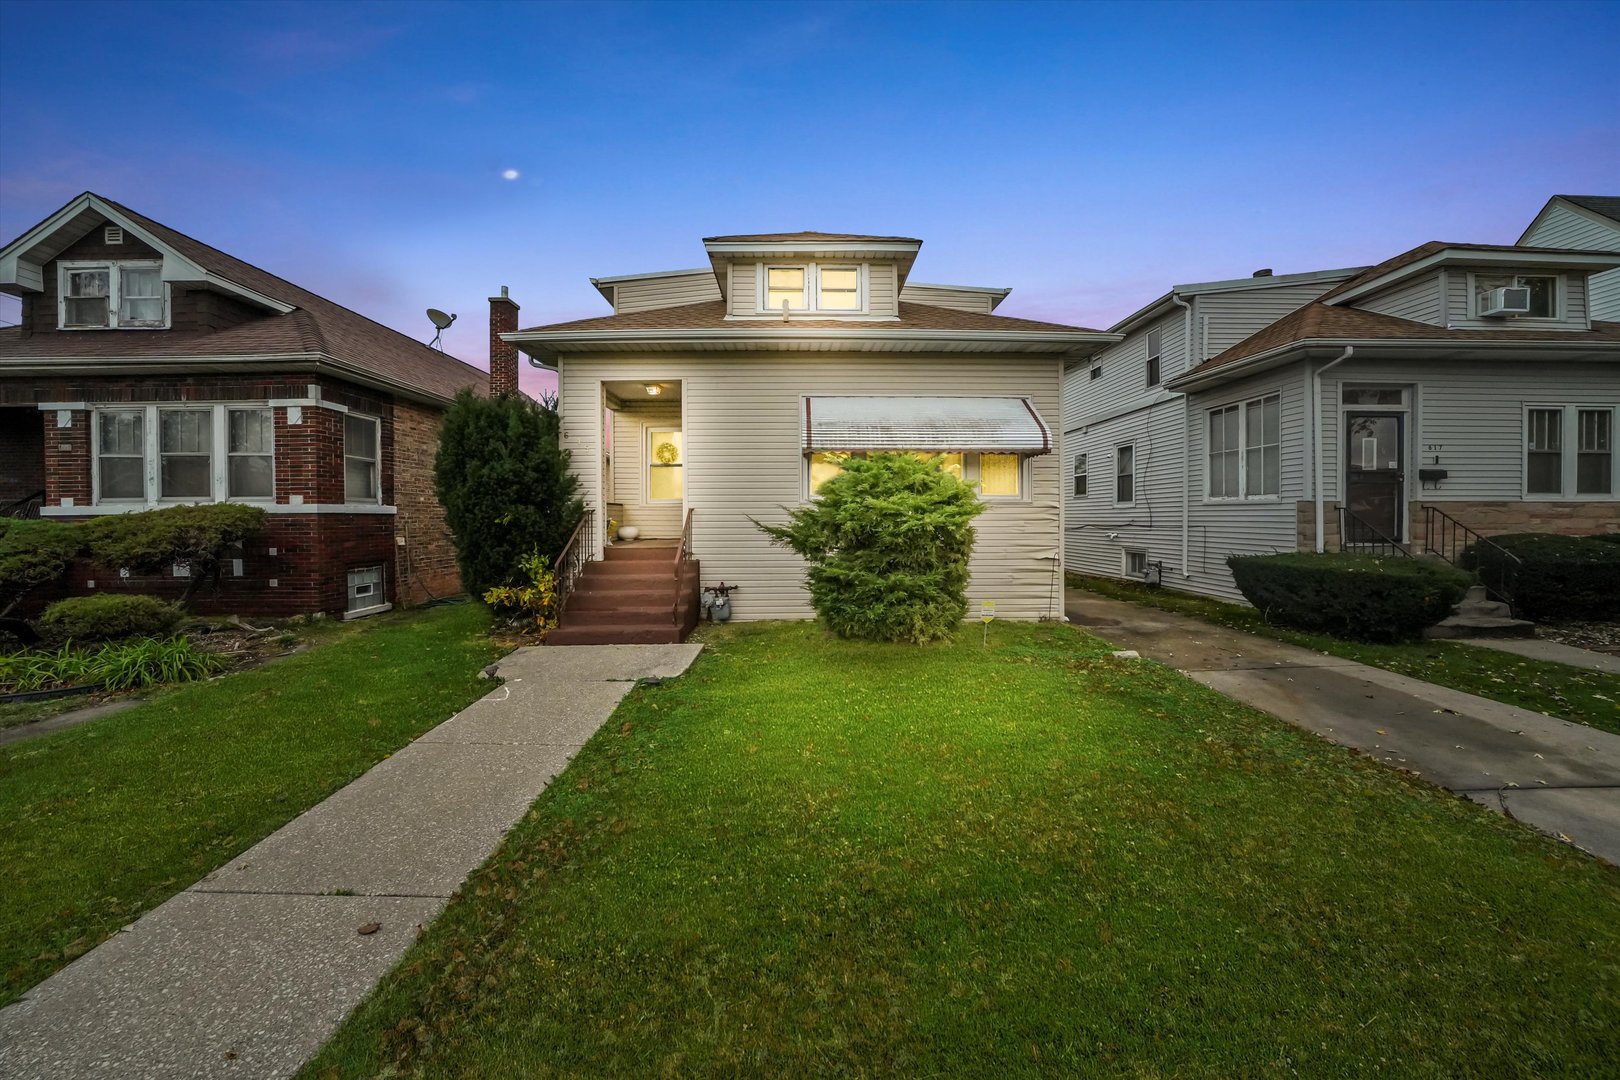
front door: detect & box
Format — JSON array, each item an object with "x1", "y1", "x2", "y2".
[{"x1": 1344, "y1": 413, "x2": 1404, "y2": 541}]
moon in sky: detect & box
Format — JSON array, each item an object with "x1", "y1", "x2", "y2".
[{"x1": 502, "y1": 168, "x2": 520, "y2": 180}]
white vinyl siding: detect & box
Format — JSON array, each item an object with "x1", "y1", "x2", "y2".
[
  {"x1": 558, "y1": 352, "x2": 1065, "y2": 621},
  {"x1": 1519, "y1": 201, "x2": 1620, "y2": 322},
  {"x1": 1194, "y1": 280, "x2": 1349, "y2": 360},
  {"x1": 1358, "y1": 272, "x2": 1445, "y2": 325},
  {"x1": 609, "y1": 271, "x2": 721, "y2": 314}
]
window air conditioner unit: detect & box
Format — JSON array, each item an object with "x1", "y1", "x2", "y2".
[{"x1": 1479, "y1": 286, "x2": 1531, "y2": 317}]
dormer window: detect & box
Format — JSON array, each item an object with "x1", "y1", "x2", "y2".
[
  {"x1": 1472, "y1": 273, "x2": 1557, "y2": 319},
  {"x1": 758, "y1": 263, "x2": 867, "y2": 314},
  {"x1": 59, "y1": 260, "x2": 168, "y2": 329}
]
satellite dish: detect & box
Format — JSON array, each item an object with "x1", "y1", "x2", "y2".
[{"x1": 425, "y1": 309, "x2": 457, "y2": 351}]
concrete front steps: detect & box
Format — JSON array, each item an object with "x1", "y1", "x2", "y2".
[
  {"x1": 546, "y1": 539, "x2": 700, "y2": 646},
  {"x1": 1425, "y1": 584, "x2": 1536, "y2": 640}
]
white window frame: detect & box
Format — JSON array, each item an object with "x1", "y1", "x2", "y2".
[
  {"x1": 1145, "y1": 327, "x2": 1162, "y2": 387},
  {"x1": 226, "y1": 406, "x2": 276, "y2": 500},
  {"x1": 801, "y1": 450, "x2": 1024, "y2": 502},
  {"x1": 1205, "y1": 393, "x2": 1281, "y2": 501},
  {"x1": 1468, "y1": 271, "x2": 1561, "y2": 320},
  {"x1": 1123, "y1": 549, "x2": 1148, "y2": 577},
  {"x1": 345, "y1": 564, "x2": 391, "y2": 620},
  {"x1": 58, "y1": 260, "x2": 170, "y2": 330},
  {"x1": 1523, "y1": 403, "x2": 1617, "y2": 499},
  {"x1": 344, "y1": 413, "x2": 382, "y2": 504},
  {"x1": 1072, "y1": 452, "x2": 1088, "y2": 498},
  {"x1": 646, "y1": 427, "x2": 684, "y2": 504},
  {"x1": 1114, "y1": 443, "x2": 1136, "y2": 506},
  {"x1": 90, "y1": 403, "x2": 278, "y2": 507},
  {"x1": 755, "y1": 263, "x2": 869, "y2": 315}
]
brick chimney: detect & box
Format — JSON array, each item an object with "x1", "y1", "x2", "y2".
[{"x1": 488, "y1": 285, "x2": 521, "y2": 396}]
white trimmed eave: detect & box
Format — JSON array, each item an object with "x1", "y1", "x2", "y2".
[
  {"x1": 589, "y1": 267, "x2": 714, "y2": 304},
  {"x1": 1108, "y1": 266, "x2": 1370, "y2": 335},
  {"x1": 1516, "y1": 197, "x2": 1620, "y2": 245},
  {"x1": 0, "y1": 193, "x2": 294, "y2": 314},
  {"x1": 506, "y1": 326, "x2": 1121, "y2": 363},
  {"x1": 1166, "y1": 336, "x2": 1620, "y2": 393},
  {"x1": 0, "y1": 351, "x2": 462, "y2": 408},
  {"x1": 1325, "y1": 248, "x2": 1620, "y2": 307}
]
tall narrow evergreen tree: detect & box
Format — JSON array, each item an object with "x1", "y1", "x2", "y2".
[{"x1": 434, "y1": 390, "x2": 583, "y2": 598}]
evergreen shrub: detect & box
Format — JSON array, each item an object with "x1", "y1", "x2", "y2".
[
  {"x1": 1227, "y1": 552, "x2": 1469, "y2": 642},
  {"x1": 756, "y1": 452, "x2": 985, "y2": 644}
]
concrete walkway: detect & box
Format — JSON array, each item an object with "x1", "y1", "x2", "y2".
[
  {"x1": 0, "y1": 643, "x2": 702, "y2": 1080},
  {"x1": 1065, "y1": 590, "x2": 1620, "y2": 865},
  {"x1": 1456, "y1": 635, "x2": 1620, "y2": 675}
]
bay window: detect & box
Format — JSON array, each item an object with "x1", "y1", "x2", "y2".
[{"x1": 59, "y1": 261, "x2": 168, "y2": 328}]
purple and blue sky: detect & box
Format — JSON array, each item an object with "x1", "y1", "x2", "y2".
[{"x1": 2, "y1": 0, "x2": 1616, "y2": 397}]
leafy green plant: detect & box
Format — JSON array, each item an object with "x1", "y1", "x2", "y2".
[
  {"x1": 0, "y1": 637, "x2": 220, "y2": 694},
  {"x1": 1227, "y1": 552, "x2": 1470, "y2": 642},
  {"x1": 84, "y1": 504, "x2": 265, "y2": 609},
  {"x1": 755, "y1": 452, "x2": 986, "y2": 644},
  {"x1": 0, "y1": 519, "x2": 83, "y2": 617},
  {"x1": 482, "y1": 550, "x2": 561, "y2": 635},
  {"x1": 38, "y1": 594, "x2": 185, "y2": 644},
  {"x1": 434, "y1": 389, "x2": 583, "y2": 598}
]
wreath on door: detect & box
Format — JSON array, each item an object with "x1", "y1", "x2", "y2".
[{"x1": 655, "y1": 441, "x2": 679, "y2": 465}]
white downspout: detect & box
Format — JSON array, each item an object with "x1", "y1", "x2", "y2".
[
  {"x1": 1312, "y1": 346, "x2": 1354, "y2": 552},
  {"x1": 1172, "y1": 294, "x2": 1193, "y2": 577}
]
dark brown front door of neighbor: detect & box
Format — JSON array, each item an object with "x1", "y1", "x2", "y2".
[{"x1": 1344, "y1": 413, "x2": 1404, "y2": 541}]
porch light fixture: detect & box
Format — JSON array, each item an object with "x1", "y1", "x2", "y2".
[{"x1": 644, "y1": 383, "x2": 662, "y2": 396}]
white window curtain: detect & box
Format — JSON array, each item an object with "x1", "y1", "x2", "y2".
[{"x1": 119, "y1": 266, "x2": 164, "y2": 324}]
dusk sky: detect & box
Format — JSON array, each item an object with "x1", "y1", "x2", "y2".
[{"x1": 2, "y1": 0, "x2": 1616, "y2": 397}]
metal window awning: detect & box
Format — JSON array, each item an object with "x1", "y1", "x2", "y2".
[{"x1": 802, "y1": 396, "x2": 1052, "y2": 454}]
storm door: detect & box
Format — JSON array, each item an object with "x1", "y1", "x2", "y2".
[{"x1": 1344, "y1": 413, "x2": 1405, "y2": 542}]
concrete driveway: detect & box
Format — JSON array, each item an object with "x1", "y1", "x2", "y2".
[{"x1": 1065, "y1": 589, "x2": 1620, "y2": 865}]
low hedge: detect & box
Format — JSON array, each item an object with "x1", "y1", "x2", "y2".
[
  {"x1": 38, "y1": 594, "x2": 186, "y2": 644},
  {"x1": 1227, "y1": 553, "x2": 1470, "y2": 642},
  {"x1": 1468, "y1": 533, "x2": 1620, "y2": 622}
]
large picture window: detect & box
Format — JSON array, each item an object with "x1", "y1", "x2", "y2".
[
  {"x1": 91, "y1": 403, "x2": 283, "y2": 506},
  {"x1": 806, "y1": 451, "x2": 1020, "y2": 499},
  {"x1": 1207, "y1": 394, "x2": 1280, "y2": 499}
]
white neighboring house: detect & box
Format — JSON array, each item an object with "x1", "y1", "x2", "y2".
[
  {"x1": 497, "y1": 232, "x2": 1119, "y2": 642},
  {"x1": 1520, "y1": 195, "x2": 1620, "y2": 321},
  {"x1": 1066, "y1": 242, "x2": 1620, "y2": 603}
]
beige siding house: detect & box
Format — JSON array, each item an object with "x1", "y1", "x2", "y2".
[
  {"x1": 502, "y1": 232, "x2": 1117, "y2": 639},
  {"x1": 1065, "y1": 238, "x2": 1620, "y2": 605}
]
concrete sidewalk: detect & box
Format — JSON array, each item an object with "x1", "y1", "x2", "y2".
[
  {"x1": 1455, "y1": 635, "x2": 1620, "y2": 675},
  {"x1": 1065, "y1": 590, "x2": 1620, "y2": 864},
  {"x1": 0, "y1": 642, "x2": 702, "y2": 1080}
]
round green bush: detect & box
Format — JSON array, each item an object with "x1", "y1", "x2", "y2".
[
  {"x1": 38, "y1": 594, "x2": 186, "y2": 644},
  {"x1": 1227, "y1": 553, "x2": 1470, "y2": 642},
  {"x1": 755, "y1": 452, "x2": 986, "y2": 644},
  {"x1": 1467, "y1": 533, "x2": 1620, "y2": 622}
]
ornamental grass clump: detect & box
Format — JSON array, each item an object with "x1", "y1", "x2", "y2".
[
  {"x1": 756, "y1": 452, "x2": 985, "y2": 644},
  {"x1": 0, "y1": 637, "x2": 220, "y2": 693}
]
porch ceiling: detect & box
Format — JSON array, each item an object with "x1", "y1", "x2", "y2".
[{"x1": 603, "y1": 379, "x2": 682, "y2": 404}]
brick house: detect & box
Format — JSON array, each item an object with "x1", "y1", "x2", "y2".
[{"x1": 0, "y1": 192, "x2": 494, "y2": 617}]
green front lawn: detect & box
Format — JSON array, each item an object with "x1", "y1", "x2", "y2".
[
  {"x1": 0, "y1": 602, "x2": 504, "y2": 1006},
  {"x1": 1070, "y1": 573, "x2": 1620, "y2": 737},
  {"x1": 305, "y1": 622, "x2": 1619, "y2": 1078}
]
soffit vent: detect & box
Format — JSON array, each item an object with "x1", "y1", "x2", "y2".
[{"x1": 104, "y1": 225, "x2": 125, "y2": 245}]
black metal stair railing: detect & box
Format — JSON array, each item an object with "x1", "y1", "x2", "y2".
[
  {"x1": 1336, "y1": 505, "x2": 1411, "y2": 558},
  {"x1": 1421, "y1": 504, "x2": 1521, "y2": 602}
]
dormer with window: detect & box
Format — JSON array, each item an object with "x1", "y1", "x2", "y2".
[
  {"x1": 703, "y1": 232, "x2": 921, "y2": 320},
  {"x1": 59, "y1": 259, "x2": 169, "y2": 329}
]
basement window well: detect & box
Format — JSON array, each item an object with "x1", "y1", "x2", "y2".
[{"x1": 345, "y1": 565, "x2": 391, "y2": 619}]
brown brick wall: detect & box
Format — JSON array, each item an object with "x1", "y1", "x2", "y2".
[
  {"x1": 0, "y1": 407, "x2": 45, "y2": 504},
  {"x1": 0, "y1": 372, "x2": 449, "y2": 616},
  {"x1": 392, "y1": 398, "x2": 464, "y2": 603},
  {"x1": 488, "y1": 291, "x2": 520, "y2": 397}
]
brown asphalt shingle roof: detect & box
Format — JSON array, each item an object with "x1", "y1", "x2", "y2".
[
  {"x1": 516, "y1": 300, "x2": 1100, "y2": 335},
  {"x1": 0, "y1": 194, "x2": 489, "y2": 403},
  {"x1": 1316, "y1": 240, "x2": 1620, "y2": 303},
  {"x1": 1559, "y1": 195, "x2": 1620, "y2": 225},
  {"x1": 702, "y1": 231, "x2": 921, "y2": 244},
  {"x1": 1180, "y1": 301, "x2": 1620, "y2": 381}
]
